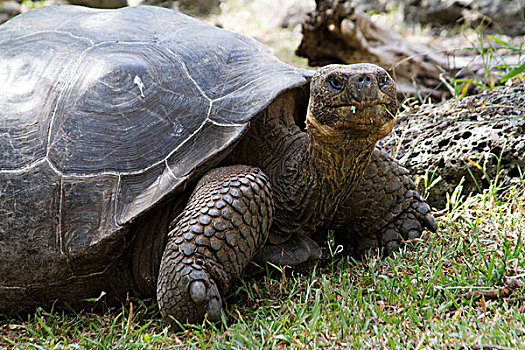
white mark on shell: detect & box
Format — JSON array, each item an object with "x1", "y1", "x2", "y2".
[
  {"x1": 173, "y1": 120, "x2": 183, "y2": 136},
  {"x1": 134, "y1": 75, "x2": 145, "y2": 98}
]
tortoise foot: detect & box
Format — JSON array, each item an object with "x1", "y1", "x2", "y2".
[
  {"x1": 367, "y1": 196, "x2": 436, "y2": 257},
  {"x1": 380, "y1": 195, "x2": 437, "y2": 255},
  {"x1": 157, "y1": 254, "x2": 224, "y2": 324},
  {"x1": 156, "y1": 165, "x2": 273, "y2": 325},
  {"x1": 339, "y1": 192, "x2": 437, "y2": 258},
  {"x1": 333, "y1": 148, "x2": 438, "y2": 259}
]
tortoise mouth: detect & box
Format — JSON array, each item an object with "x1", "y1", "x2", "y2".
[
  {"x1": 306, "y1": 100, "x2": 397, "y2": 141},
  {"x1": 330, "y1": 99, "x2": 395, "y2": 109},
  {"x1": 329, "y1": 101, "x2": 397, "y2": 130}
]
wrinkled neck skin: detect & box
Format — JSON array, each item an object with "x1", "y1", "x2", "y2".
[
  {"x1": 276, "y1": 113, "x2": 377, "y2": 242},
  {"x1": 305, "y1": 114, "x2": 376, "y2": 187}
]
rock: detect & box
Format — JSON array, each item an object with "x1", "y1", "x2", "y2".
[
  {"x1": 380, "y1": 83, "x2": 525, "y2": 208},
  {"x1": 350, "y1": 0, "x2": 525, "y2": 36},
  {"x1": 134, "y1": 0, "x2": 221, "y2": 14},
  {"x1": 403, "y1": 0, "x2": 525, "y2": 36}
]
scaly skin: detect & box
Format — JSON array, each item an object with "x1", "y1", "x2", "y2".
[
  {"x1": 156, "y1": 64, "x2": 437, "y2": 325},
  {"x1": 156, "y1": 166, "x2": 273, "y2": 325},
  {"x1": 240, "y1": 64, "x2": 436, "y2": 264},
  {"x1": 332, "y1": 147, "x2": 437, "y2": 256}
]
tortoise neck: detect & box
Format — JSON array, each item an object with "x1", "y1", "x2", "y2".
[
  {"x1": 267, "y1": 116, "x2": 377, "y2": 243},
  {"x1": 305, "y1": 115, "x2": 376, "y2": 187},
  {"x1": 302, "y1": 115, "x2": 377, "y2": 226}
]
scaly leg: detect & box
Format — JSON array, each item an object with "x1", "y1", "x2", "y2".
[
  {"x1": 333, "y1": 147, "x2": 437, "y2": 257},
  {"x1": 156, "y1": 165, "x2": 273, "y2": 324}
]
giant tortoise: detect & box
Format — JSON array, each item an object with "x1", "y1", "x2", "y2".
[{"x1": 0, "y1": 5, "x2": 436, "y2": 324}]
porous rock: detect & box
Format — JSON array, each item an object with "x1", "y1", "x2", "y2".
[{"x1": 381, "y1": 83, "x2": 525, "y2": 208}]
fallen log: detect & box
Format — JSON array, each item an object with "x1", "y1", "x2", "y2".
[{"x1": 297, "y1": 0, "x2": 520, "y2": 99}]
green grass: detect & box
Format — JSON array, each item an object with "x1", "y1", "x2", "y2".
[
  {"x1": 441, "y1": 28, "x2": 525, "y2": 99},
  {"x1": 2, "y1": 175, "x2": 524, "y2": 348}
]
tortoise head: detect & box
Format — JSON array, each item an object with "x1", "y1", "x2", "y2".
[{"x1": 306, "y1": 63, "x2": 397, "y2": 142}]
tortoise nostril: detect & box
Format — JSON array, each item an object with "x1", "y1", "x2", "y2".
[
  {"x1": 349, "y1": 72, "x2": 381, "y2": 101},
  {"x1": 357, "y1": 74, "x2": 373, "y2": 85}
]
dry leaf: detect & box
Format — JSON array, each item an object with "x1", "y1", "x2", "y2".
[{"x1": 480, "y1": 294, "x2": 487, "y2": 312}]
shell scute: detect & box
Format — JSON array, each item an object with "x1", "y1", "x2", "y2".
[{"x1": 0, "y1": 5, "x2": 310, "y2": 310}]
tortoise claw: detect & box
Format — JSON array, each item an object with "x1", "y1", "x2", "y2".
[
  {"x1": 189, "y1": 280, "x2": 224, "y2": 323},
  {"x1": 206, "y1": 296, "x2": 224, "y2": 323},
  {"x1": 189, "y1": 280, "x2": 207, "y2": 304},
  {"x1": 358, "y1": 194, "x2": 437, "y2": 257}
]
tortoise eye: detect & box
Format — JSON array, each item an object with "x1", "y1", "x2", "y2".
[
  {"x1": 379, "y1": 74, "x2": 391, "y2": 90},
  {"x1": 327, "y1": 74, "x2": 344, "y2": 90}
]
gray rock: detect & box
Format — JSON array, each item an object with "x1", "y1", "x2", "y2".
[
  {"x1": 381, "y1": 83, "x2": 525, "y2": 208},
  {"x1": 0, "y1": 1, "x2": 21, "y2": 24},
  {"x1": 280, "y1": 0, "x2": 315, "y2": 28},
  {"x1": 136, "y1": 0, "x2": 221, "y2": 14},
  {"x1": 403, "y1": 0, "x2": 525, "y2": 36}
]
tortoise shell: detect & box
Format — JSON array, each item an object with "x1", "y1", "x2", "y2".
[{"x1": 0, "y1": 5, "x2": 310, "y2": 303}]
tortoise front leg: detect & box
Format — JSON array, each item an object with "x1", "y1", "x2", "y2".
[
  {"x1": 156, "y1": 165, "x2": 273, "y2": 325},
  {"x1": 333, "y1": 147, "x2": 437, "y2": 257}
]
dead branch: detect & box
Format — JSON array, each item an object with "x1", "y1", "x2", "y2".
[{"x1": 296, "y1": 0, "x2": 521, "y2": 99}]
